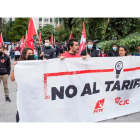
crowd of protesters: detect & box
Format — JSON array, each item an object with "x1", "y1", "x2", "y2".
[
  {"x1": 0, "y1": 38, "x2": 138, "y2": 116},
  {"x1": 0, "y1": 38, "x2": 137, "y2": 62}
]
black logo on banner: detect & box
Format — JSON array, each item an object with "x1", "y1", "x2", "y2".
[{"x1": 115, "y1": 61, "x2": 123, "y2": 78}]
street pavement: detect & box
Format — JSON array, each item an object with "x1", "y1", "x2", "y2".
[{"x1": 0, "y1": 58, "x2": 140, "y2": 122}]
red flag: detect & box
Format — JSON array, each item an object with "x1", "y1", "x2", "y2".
[
  {"x1": 21, "y1": 43, "x2": 26, "y2": 54},
  {"x1": 26, "y1": 18, "x2": 37, "y2": 42},
  {"x1": 51, "y1": 34, "x2": 53, "y2": 44},
  {"x1": 0, "y1": 33, "x2": 3, "y2": 47},
  {"x1": 25, "y1": 31, "x2": 28, "y2": 43},
  {"x1": 78, "y1": 22, "x2": 86, "y2": 54},
  {"x1": 39, "y1": 31, "x2": 42, "y2": 45},
  {"x1": 20, "y1": 36, "x2": 24, "y2": 45},
  {"x1": 69, "y1": 31, "x2": 73, "y2": 39},
  {"x1": 20, "y1": 36, "x2": 25, "y2": 53},
  {"x1": 26, "y1": 37, "x2": 34, "y2": 52}
]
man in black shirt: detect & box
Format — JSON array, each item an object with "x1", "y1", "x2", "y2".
[
  {"x1": 0, "y1": 47, "x2": 11, "y2": 102},
  {"x1": 40, "y1": 38, "x2": 56, "y2": 60},
  {"x1": 108, "y1": 44, "x2": 119, "y2": 57}
]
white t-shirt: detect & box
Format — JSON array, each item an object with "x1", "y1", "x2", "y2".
[
  {"x1": 8, "y1": 45, "x2": 11, "y2": 52},
  {"x1": 15, "y1": 51, "x2": 21, "y2": 55}
]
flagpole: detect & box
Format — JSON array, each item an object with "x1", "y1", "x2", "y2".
[{"x1": 86, "y1": 43, "x2": 88, "y2": 55}]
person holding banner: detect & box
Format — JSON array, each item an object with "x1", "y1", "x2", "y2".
[
  {"x1": 60, "y1": 39, "x2": 81, "y2": 59},
  {"x1": 11, "y1": 47, "x2": 35, "y2": 122},
  {"x1": 60, "y1": 39, "x2": 89, "y2": 60},
  {"x1": 81, "y1": 40, "x2": 99, "y2": 57},
  {"x1": 119, "y1": 46, "x2": 127, "y2": 56}
]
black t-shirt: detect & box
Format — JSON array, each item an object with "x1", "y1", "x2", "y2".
[
  {"x1": 0, "y1": 54, "x2": 11, "y2": 75},
  {"x1": 108, "y1": 51, "x2": 119, "y2": 57}
]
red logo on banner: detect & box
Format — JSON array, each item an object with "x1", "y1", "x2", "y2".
[
  {"x1": 94, "y1": 98, "x2": 105, "y2": 113},
  {"x1": 115, "y1": 97, "x2": 129, "y2": 106},
  {"x1": 1, "y1": 59, "x2": 5, "y2": 63}
]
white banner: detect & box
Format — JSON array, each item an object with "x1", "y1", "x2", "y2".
[{"x1": 15, "y1": 57, "x2": 140, "y2": 122}]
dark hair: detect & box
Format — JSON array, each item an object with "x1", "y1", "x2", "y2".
[
  {"x1": 88, "y1": 40, "x2": 93, "y2": 43},
  {"x1": 0, "y1": 46, "x2": 4, "y2": 50},
  {"x1": 19, "y1": 47, "x2": 35, "y2": 61},
  {"x1": 45, "y1": 38, "x2": 50, "y2": 41},
  {"x1": 67, "y1": 39, "x2": 78, "y2": 51},
  {"x1": 112, "y1": 44, "x2": 118, "y2": 47},
  {"x1": 119, "y1": 46, "x2": 127, "y2": 56}
]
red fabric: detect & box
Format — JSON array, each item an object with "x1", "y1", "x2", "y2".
[
  {"x1": 26, "y1": 18, "x2": 37, "y2": 41},
  {"x1": 69, "y1": 31, "x2": 73, "y2": 39},
  {"x1": 39, "y1": 31, "x2": 42, "y2": 45},
  {"x1": 20, "y1": 36, "x2": 24, "y2": 44},
  {"x1": 21, "y1": 43, "x2": 26, "y2": 53},
  {"x1": 60, "y1": 52, "x2": 81, "y2": 58},
  {"x1": 26, "y1": 37, "x2": 34, "y2": 53},
  {"x1": 20, "y1": 36, "x2": 25, "y2": 53},
  {"x1": 25, "y1": 31, "x2": 28, "y2": 43},
  {"x1": 51, "y1": 34, "x2": 53, "y2": 44},
  {"x1": 0, "y1": 33, "x2": 3, "y2": 47},
  {"x1": 78, "y1": 22, "x2": 86, "y2": 54},
  {"x1": 99, "y1": 54, "x2": 107, "y2": 57}
]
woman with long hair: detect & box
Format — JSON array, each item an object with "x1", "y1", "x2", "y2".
[
  {"x1": 119, "y1": 46, "x2": 127, "y2": 56},
  {"x1": 11, "y1": 47, "x2": 35, "y2": 122}
]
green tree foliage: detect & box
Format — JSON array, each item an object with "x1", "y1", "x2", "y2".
[
  {"x1": 38, "y1": 24, "x2": 54, "y2": 42},
  {"x1": 104, "y1": 18, "x2": 140, "y2": 40},
  {"x1": 8, "y1": 18, "x2": 29, "y2": 41},
  {"x1": 55, "y1": 18, "x2": 140, "y2": 43},
  {"x1": 98, "y1": 32, "x2": 140, "y2": 53},
  {"x1": 55, "y1": 18, "x2": 109, "y2": 41},
  {"x1": 2, "y1": 20, "x2": 13, "y2": 41},
  {"x1": 0, "y1": 18, "x2": 2, "y2": 32}
]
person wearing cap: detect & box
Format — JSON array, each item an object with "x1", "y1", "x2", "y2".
[
  {"x1": 81, "y1": 40, "x2": 99, "y2": 57},
  {"x1": 93, "y1": 40, "x2": 100, "y2": 53}
]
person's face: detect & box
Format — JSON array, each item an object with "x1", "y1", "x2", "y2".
[
  {"x1": 112, "y1": 45, "x2": 117, "y2": 51},
  {"x1": 45, "y1": 40, "x2": 50, "y2": 44},
  {"x1": 101, "y1": 50, "x2": 105, "y2": 54},
  {"x1": 88, "y1": 41, "x2": 93, "y2": 46},
  {"x1": 25, "y1": 50, "x2": 33, "y2": 59},
  {"x1": 70, "y1": 41, "x2": 79, "y2": 54},
  {"x1": 12, "y1": 42, "x2": 14, "y2": 45},
  {"x1": 137, "y1": 46, "x2": 140, "y2": 50},
  {"x1": 119, "y1": 47, "x2": 126, "y2": 56}
]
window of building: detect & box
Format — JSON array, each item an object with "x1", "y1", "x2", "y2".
[
  {"x1": 50, "y1": 18, "x2": 52, "y2": 23},
  {"x1": 39, "y1": 18, "x2": 42, "y2": 21},
  {"x1": 44, "y1": 18, "x2": 48, "y2": 22},
  {"x1": 43, "y1": 24, "x2": 47, "y2": 26},
  {"x1": 39, "y1": 24, "x2": 42, "y2": 29},
  {"x1": 9, "y1": 18, "x2": 12, "y2": 21}
]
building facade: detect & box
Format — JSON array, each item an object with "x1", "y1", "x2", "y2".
[{"x1": 3, "y1": 17, "x2": 59, "y2": 30}]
